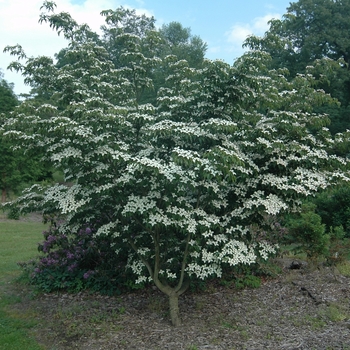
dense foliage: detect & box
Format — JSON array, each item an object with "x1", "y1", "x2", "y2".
[
  {"x1": 285, "y1": 201, "x2": 350, "y2": 263},
  {"x1": 2, "y1": 1, "x2": 350, "y2": 325},
  {"x1": 0, "y1": 71, "x2": 18, "y2": 113},
  {"x1": 20, "y1": 216, "x2": 129, "y2": 294},
  {"x1": 0, "y1": 71, "x2": 52, "y2": 206},
  {"x1": 244, "y1": 0, "x2": 350, "y2": 134},
  {"x1": 313, "y1": 184, "x2": 350, "y2": 238}
]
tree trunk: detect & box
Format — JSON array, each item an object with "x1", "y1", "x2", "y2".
[{"x1": 169, "y1": 292, "x2": 181, "y2": 327}]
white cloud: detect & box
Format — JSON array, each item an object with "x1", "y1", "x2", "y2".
[
  {"x1": 124, "y1": 5, "x2": 154, "y2": 19},
  {"x1": 227, "y1": 24, "x2": 252, "y2": 44},
  {"x1": 225, "y1": 12, "x2": 281, "y2": 57},
  {"x1": 67, "y1": 0, "x2": 118, "y2": 32},
  {"x1": 253, "y1": 14, "x2": 280, "y2": 32}
]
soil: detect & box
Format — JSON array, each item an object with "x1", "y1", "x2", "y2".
[{"x1": 3, "y1": 214, "x2": 350, "y2": 349}]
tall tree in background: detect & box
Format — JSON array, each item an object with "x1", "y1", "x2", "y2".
[
  {"x1": 0, "y1": 71, "x2": 18, "y2": 112},
  {"x1": 159, "y1": 22, "x2": 207, "y2": 68},
  {"x1": 0, "y1": 70, "x2": 19, "y2": 202},
  {"x1": 0, "y1": 70, "x2": 52, "y2": 203},
  {"x1": 244, "y1": 0, "x2": 350, "y2": 134}
]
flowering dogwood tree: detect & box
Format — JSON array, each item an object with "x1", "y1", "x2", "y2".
[{"x1": 2, "y1": 2, "x2": 350, "y2": 326}]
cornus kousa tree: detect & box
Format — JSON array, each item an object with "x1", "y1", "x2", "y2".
[{"x1": 2, "y1": 2, "x2": 350, "y2": 326}]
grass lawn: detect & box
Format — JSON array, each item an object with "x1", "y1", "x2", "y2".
[{"x1": 0, "y1": 220, "x2": 47, "y2": 350}]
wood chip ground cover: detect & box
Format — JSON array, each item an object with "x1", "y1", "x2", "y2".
[{"x1": 9, "y1": 262, "x2": 350, "y2": 350}]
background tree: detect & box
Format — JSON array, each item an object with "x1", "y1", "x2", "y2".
[
  {"x1": 0, "y1": 70, "x2": 19, "y2": 202},
  {"x1": 159, "y1": 22, "x2": 207, "y2": 68},
  {"x1": 0, "y1": 71, "x2": 18, "y2": 112},
  {"x1": 244, "y1": 0, "x2": 350, "y2": 134},
  {"x1": 0, "y1": 70, "x2": 52, "y2": 204},
  {"x1": 2, "y1": 2, "x2": 350, "y2": 326}
]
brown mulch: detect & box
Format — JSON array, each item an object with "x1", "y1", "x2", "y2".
[{"x1": 9, "y1": 260, "x2": 350, "y2": 350}]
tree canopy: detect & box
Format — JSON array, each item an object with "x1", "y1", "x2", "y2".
[
  {"x1": 0, "y1": 71, "x2": 19, "y2": 202},
  {"x1": 2, "y1": 1, "x2": 350, "y2": 325},
  {"x1": 159, "y1": 22, "x2": 207, "y2": 68},
  {"x1": 244, "y1": 0, "x2": 350, "y2": 134},
  {"x1": 0, "y1": 70, "x2": 18, "y2": 113},
  {"x1": 0, "y1": 72, "x2": 53, "y2": 203}
]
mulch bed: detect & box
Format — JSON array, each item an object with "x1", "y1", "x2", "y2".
[{"x1": 9, "y1": 259, "x2": 350, "y2": 350}]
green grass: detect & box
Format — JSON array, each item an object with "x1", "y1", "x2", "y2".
[
  {"x1": 0, "y1": 222, "x2": 46, "y2": 279},
  {"x1": 0, "y1": 220, "x2": 47, "y2": 350},
  {"x1": 336, "y1": 261, "x2": 350, "y2": 276}
]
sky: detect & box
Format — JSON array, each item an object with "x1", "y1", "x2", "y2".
[{"x1": 0, "y1": 0, "x2": 292, "y2": 95}]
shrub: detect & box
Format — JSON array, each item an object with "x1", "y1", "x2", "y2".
[
  {"x1": 287, "y1": 203, "x2": 329, "y2": 259},
  {"x1": 286, "y1": 202, "x2": 350, "y2": 263},
  {"x1": 7, "y1": 206, "x2": 20, "y2": 220},
  {"x1": 20, "y1": 217, "x2": 131, "y2": 295},
  {"x1": 314, "y1": 185, "x2": 350, "y2": 238},
  {"x1": 234, "y1": 274, "x2": 261, "y2": 289}
]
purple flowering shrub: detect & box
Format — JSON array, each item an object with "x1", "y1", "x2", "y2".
[{"x1": 20, "y1": 217, "x2": 130, "y2": 295}]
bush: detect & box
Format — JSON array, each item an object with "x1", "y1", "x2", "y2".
[
  {"x1": 314, "y1": 185, "x2": 350, "y2": 238},
  {"x1": 287, "y1": 203, "x2": 329, "y2": 259},
  {"x1": 234, "y1": 274, "x2": 261, "y2": 289},
  {"x1": 19, "y1": 217, "x2": 131, "y2": 295},
  {"x1": 7, "y1": 206, "x2": 20, "y2": 220},
  {"x1": 286, "y1": 202, "x2": 350, "y2": 263}
]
